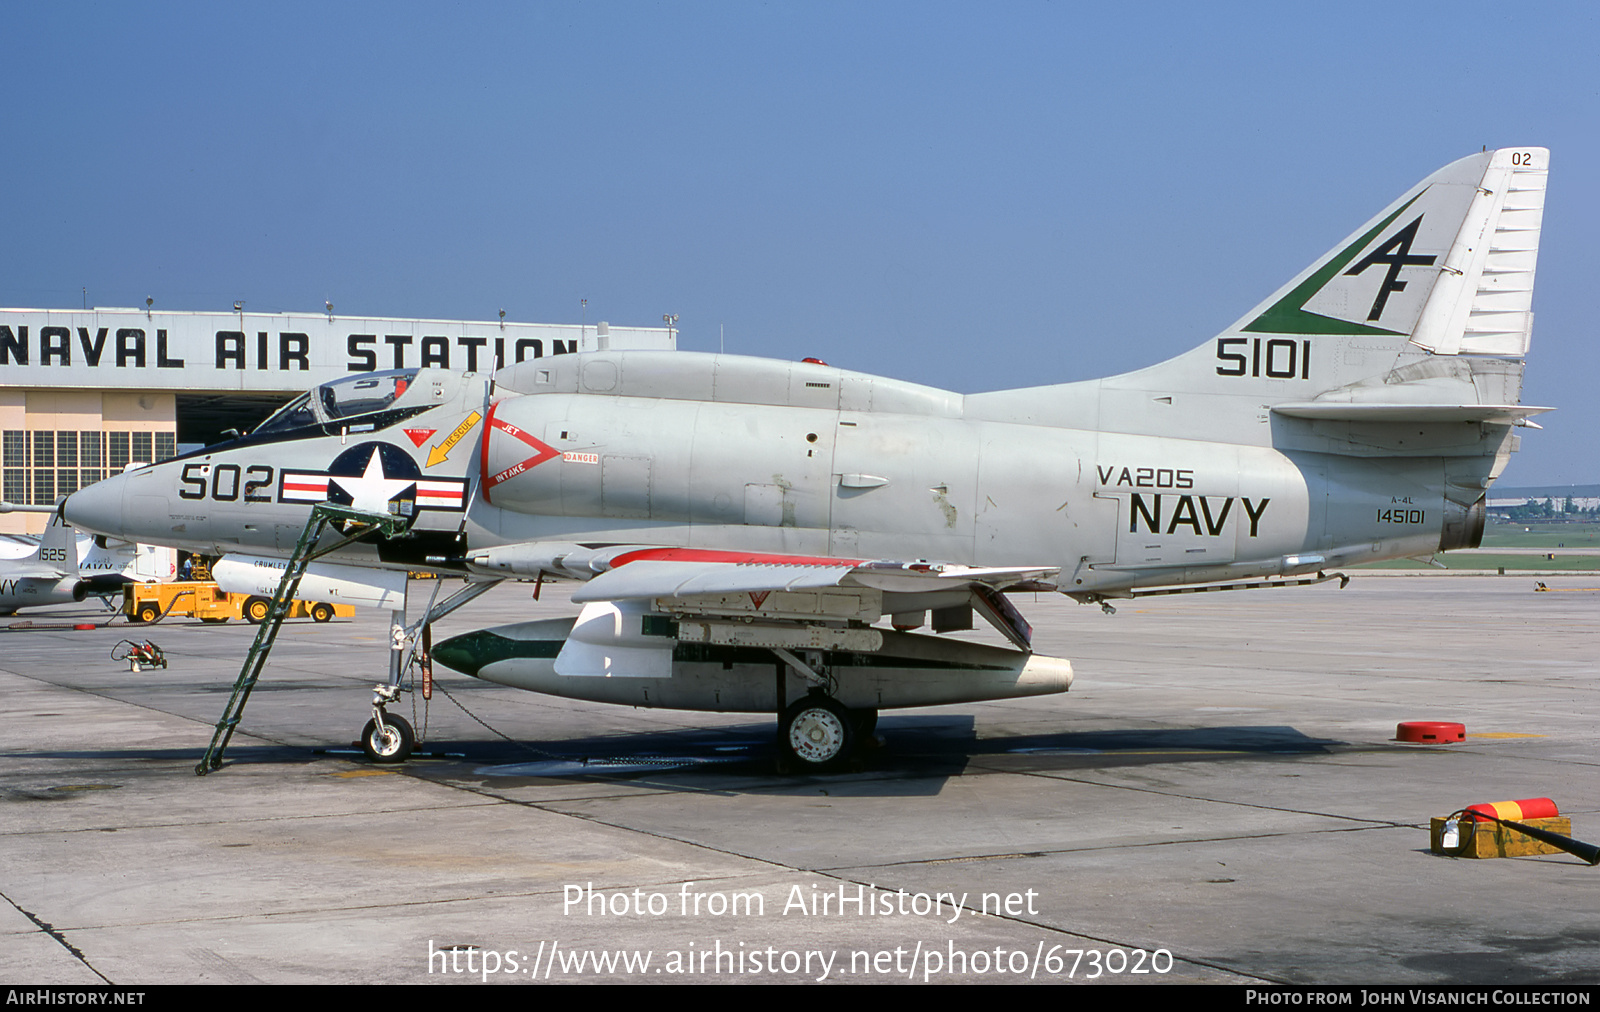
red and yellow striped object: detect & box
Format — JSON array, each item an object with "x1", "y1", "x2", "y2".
[{"x1": 1464, "y1": 798, "x2": 1560, "y2": 822}]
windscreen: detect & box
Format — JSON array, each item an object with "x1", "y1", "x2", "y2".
[{"x1": 252, "y1": 393, "x2": 318, "y2": 436}]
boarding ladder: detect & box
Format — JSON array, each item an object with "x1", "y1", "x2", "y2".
[{"x1": 196, "y1": 503, "x2": 409, "y2": 775}]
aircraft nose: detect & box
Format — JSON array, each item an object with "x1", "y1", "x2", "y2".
[{"x1": 64, "y1": 473, "x2": 127, "y2": 538}]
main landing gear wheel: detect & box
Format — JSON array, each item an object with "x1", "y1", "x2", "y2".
[
  {"x1": 361, "y1": 713, "x2": 414, "y2": 763},
  {"x1": 778, "y1": 694, "x2": 856, "y2": 771}
]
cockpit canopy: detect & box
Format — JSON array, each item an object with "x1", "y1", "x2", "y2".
[{"x1": 254, "y1": 370, "x2": 419, "y2": 437}]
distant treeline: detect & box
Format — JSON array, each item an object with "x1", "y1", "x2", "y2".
[{"x1": 1489, "y1": 497, "x2": 1600, "y2": 521}]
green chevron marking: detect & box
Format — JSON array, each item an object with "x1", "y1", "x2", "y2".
[{"x1": 1242, "y1": 191, "x2": 1427, "y2": 336}]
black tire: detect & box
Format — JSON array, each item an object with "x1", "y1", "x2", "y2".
[
  {"x1": 310, "y1": 603, "x2": 334, "y2": 623},
  {"x1": 361, "y1": 713, "x2": 414, "y2": 763},
  {"x1": 243, "y1": 596, "x2": 270, "y2": 624},
  {"x1": 778, "y1": 693, "x2": 856, "y2": 772},
  {"x1": 137, "y1": 604, "x2": 159, "y2": 624}
]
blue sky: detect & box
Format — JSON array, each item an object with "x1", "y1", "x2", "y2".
[{"x1": 3, "y1": 2, "x2": 1595, "y2": 484}]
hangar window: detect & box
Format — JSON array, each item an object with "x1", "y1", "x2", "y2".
[
  {"x1": 2, "y1": 432, "x2": 25, "y2": 504},
  {"x1": 1, "y1": 430, "x2": 174, "y2": 506},
  {"x1": 80, "y1": 432, "x2": 103, "y2": 488},
  {"x1": 107, "y1": 432, "x2": 130, "y2": 471}
]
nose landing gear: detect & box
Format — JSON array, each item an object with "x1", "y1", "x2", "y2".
[{"x1": 361, "y1": 686, "x2": 415, "y2": 763}]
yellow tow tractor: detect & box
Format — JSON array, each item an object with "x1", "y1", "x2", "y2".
[{"x1": 122, "y1": 581, "x2": 353, "y2": 625}]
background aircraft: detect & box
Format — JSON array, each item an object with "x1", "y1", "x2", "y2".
[
  {"x1": 62, "y1": 147, "x2": 1549, "y2": 769},
  {"x1": 0, "y1": 503, "x2": 177, "y2": 613},
  {"x1": 0, "y1": 508, "x2": 114, "y2": 614}
]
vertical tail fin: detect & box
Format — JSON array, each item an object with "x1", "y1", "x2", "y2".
[
  {"x1": 1066, "y1": 147, "x2": 1554, "y2": 425},
  {"x1": 1230, "y1": 147, "x2": 1547, "y2": 360},
  {"x1": 34, "y1": 510, "x2": 79, "y2": 577}
]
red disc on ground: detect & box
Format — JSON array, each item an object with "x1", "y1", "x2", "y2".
[
  {"x1": 1396, "y1": 720, "x2": 1466, "y2": 743},
  {"x1": 73, "y1": 623, "x2": 97, "y2": 631}
]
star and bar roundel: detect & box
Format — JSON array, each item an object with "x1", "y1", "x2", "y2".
[{"x1": 278, "y1": 441, "x2": 468, "y2": 518}]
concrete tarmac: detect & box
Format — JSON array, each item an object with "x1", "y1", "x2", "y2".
[{"x1": 2, "y1": 575, "x2": 1596, "y2": 985}]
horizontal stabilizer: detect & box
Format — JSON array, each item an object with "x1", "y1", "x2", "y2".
[{"x1": 1272, "y1": 402, "x2": 1553, "y2": 424}]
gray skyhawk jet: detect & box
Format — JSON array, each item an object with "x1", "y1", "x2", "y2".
[{"x1": 63, "y1": 147, "x2": 1552, "y2": 769}]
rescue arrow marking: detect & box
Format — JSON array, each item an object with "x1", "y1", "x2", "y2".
[{"x1": 426, "y1": 411, "x2": 482, "y2": 468}]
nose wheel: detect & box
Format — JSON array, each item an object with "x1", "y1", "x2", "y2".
[
  {"x1": 778, "y1": 693, "x2": 856, "y2": 771},
  {"x1": 361, "y1": 712, "x2": 414, "y2": 763}
]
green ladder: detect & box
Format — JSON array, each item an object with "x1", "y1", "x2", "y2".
[{"x1": 196, "y1": 503, "x2": 410, "y2": 776}]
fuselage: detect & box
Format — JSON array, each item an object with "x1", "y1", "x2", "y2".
[{"x1": 61, "y1": 351, "x2": 1486, "y2": 597}]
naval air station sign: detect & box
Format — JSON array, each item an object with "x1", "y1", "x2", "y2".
[{"x1": 0, "y1": 308, "x2": 676, "y2": 392}]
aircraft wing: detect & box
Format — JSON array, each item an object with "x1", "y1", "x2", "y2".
[
  {"x1": 554, "y1": 547, "x2": 1056, "y2": 650},
  {"x1": 567, "y1": 547, "x2": 1058, "y2": 601}
]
